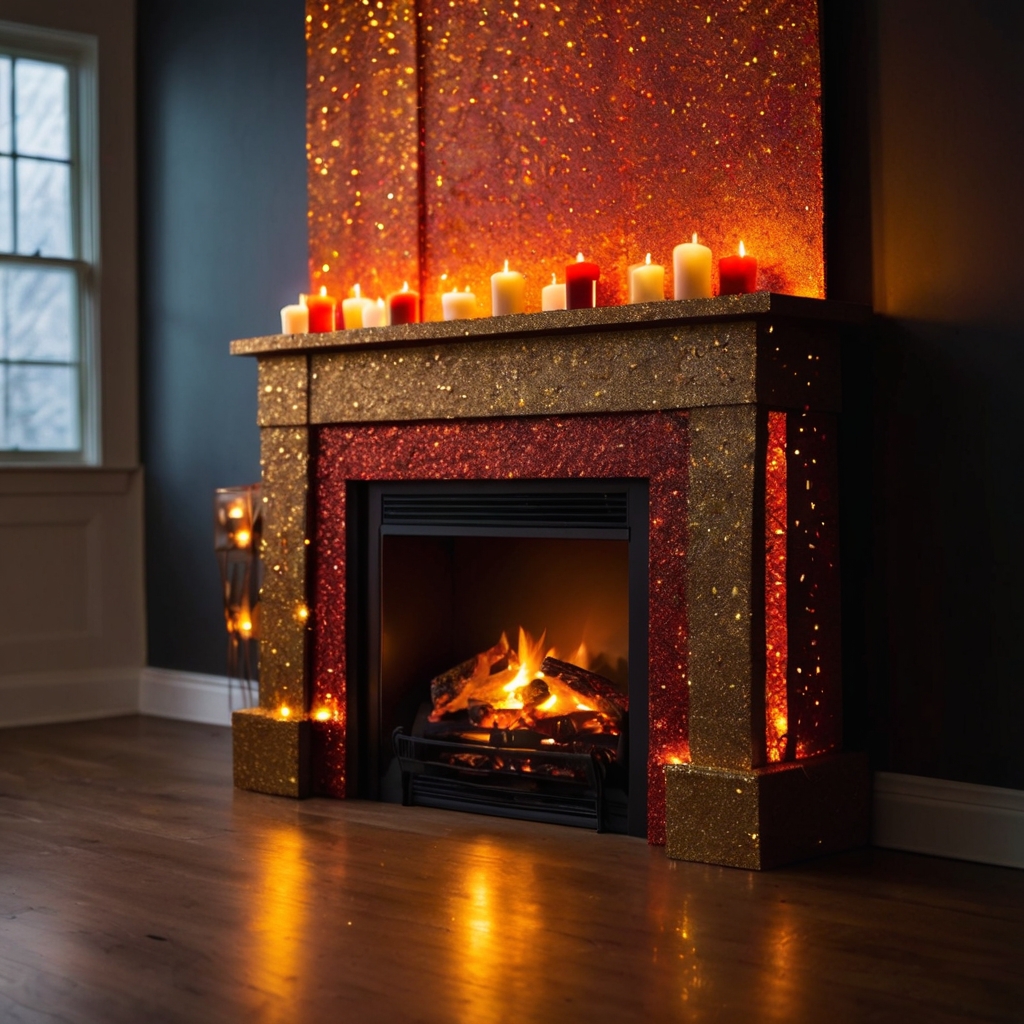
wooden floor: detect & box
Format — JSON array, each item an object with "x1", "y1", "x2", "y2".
[{"x1": 0, "y1": 718, "x2": 1021, "y2": 1023}]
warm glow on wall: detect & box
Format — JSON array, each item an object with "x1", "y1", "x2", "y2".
[{"x1": 307, "y1": 0, "x2": 824, "y2": 319}]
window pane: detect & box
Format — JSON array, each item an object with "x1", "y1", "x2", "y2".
[
  {"x1": 0, "y1": 58, "x2": 11, "y2": 153},
  {"x1": 14, "y1": 59, "x2": 69, "y2": 160},
  {"x1": 0, "y1": 156, "x2": 11, "y2": 252},
  {"x1": 16, "y1": 158, "x2": 72, "y2": 257},
  {"x1": 3, "y1": 362, "x2": 79, "y2": 450},
  {"x1": 0, "y1": 264, "x2": 76, "y2": 362}
]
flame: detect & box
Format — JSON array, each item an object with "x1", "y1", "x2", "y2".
[
  {"x1": 645, "y1": 252, "x2": 651, "y2": 265},
  {"x1": 234, "y1": 528, "x2": 251, "y2": 548},
  {"x1": 739, "y1": 240, "x2": 746, "y2": 258},
  {"x1": 353, "y1": 283, "x2": 361, "y2": 298},
  {"x1": 503, "y1": 259, "x2": 509, "y2": 272},
  {"x1": 550, "y1": 272, "x2": 556, "y2": 284},
  {"x1": 319, "y1": 285, "x2": 327, "y2": 296},
  {"x1": 692, "y1": 231, "x2": 698, "y2": 244},
  {"x1": 227, "y1": 503, "x2": 245, "y2": 520},
  {"x1": 576, "y1": 252, "x2": 584, "y2": 261},
  {"x1": 401, "y1": 281, "x2": 409, "y2": 292}
]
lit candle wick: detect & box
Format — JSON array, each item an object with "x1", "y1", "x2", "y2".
[
  {"x1": 645, "y1": 252, "x2": 651, "y2": 265},
  {"x1": 739, "y1": 240, "x2": 746, "y2": 258},
  {"x1": 576, "y1": 252, "x2": 584, "y2": 262},
  {"x1": 692, "y1": 232, "x2": 698, "y2": 244},
  {"x1": 504, "y1": 259, "x2": 509, "y2": 272},
  {"x1": 551, "y1": 273, "x2": 556, "y2": 284},
  {"x1": 319, "y1": 285, "x2": 327, "y2": 296},
  {"x1": 401, "y1": 281, "x2": 409, "y2": 292},
  {"x1": 353, "y1": 283, "x2": 361, "y2": 298}
]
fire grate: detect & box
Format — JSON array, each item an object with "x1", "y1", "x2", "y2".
[{"x1": 392, "y1": 729, "x2": 608, "y2": 830}]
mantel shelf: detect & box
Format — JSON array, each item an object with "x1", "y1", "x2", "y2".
[{"x1": 231, "y1": 292, "x2": 869, "y2": 358}]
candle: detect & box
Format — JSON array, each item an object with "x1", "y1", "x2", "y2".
[
  {"x1": 673, "y1": 233, "x2": 713, "y2": 299},
  {"x1": 490, "y1": 259, "x2": 526, "y2": 316},
  {"x1": 541, "y1": 273, "x2": 567, "y2": 311},
  {"x1": 388, "y1": 281, "x2": 420, "y2": 325},
  {"x1": 718, "y1": 241, "x2": 758, "y2": 295},
  {"x1": 342, "y1": 283, "x2": 373, "y2": 329},
  {"x1": 362, "y1": 297, "x2": 388, "y2": 327},
  {"x1": 305, "y1": 286, "x2": 337, "y2": 333},
  {"x1": 441, "y1": 287, "x2": 477, "y2": 320},
  {"x1": 565, "y1": 252, "x2": 600, "y2": 309},
  {"x1": 280, "y1": 302, "x2": 309, "y2": 335},
  {"x1": 629, "y1": 253, "x2": 665, "y2": 304}
]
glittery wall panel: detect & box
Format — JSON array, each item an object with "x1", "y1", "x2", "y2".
[
  {"x1": 307, "y1": 0, "x2": 420, "y2": 298},
  {"x1": 786, "y1": 411, "x2": 841, "y2": 759},
  {"x1": 685, "y1": 404, "x2": 765, "y2": 771},
  {"x1": 260, "y1": 427, "x2": 312, "y2": 711},
  {"x1": 311, "y1": 412, "x2": 689, "y2": 841},
  {"x1": 765, "y1": 410, "x2": 789, "y2": 763},
  {"x1": 308, "y1": 0, "x2": 823, "y2": 313},
  {"x1": 232, "y1": 708, "x2": 311, "y2": 798},
  {"x1": 418, "y1": 0, "x2": 823, "y2": 317}
]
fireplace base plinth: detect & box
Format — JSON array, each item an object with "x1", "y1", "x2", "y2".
[
  {"x1": 232, "y1": 708, "x2": 310, "y2": 798},
  {"x1": 664, "y1": 754, "x2": 870, "y2": 870}
]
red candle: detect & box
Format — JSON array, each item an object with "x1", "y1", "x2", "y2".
[
  {"x1": 388, "y1": 281, "x2": 420, "y2": 324},
  {"x1": 565, "y1": 252, "x2": 600, "y2": 309},
  {"x1": 305, "y1": 286, "x2": 337, "y2": 332},
  {"x1": 718, "y1": 241, "x2": 758, "y2": 295}
]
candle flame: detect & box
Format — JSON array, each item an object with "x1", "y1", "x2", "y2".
[
  {"x1": 739, "y1": 241, "x2": 746, "y2": 258},
  {"x1": 576, "y1": 252, "x2": 584, "y2": 262},
  {"x1": 319, "y1": 285, "x2": 327, "y2": 297},
  {"x1": 551, "y1": 273, "x2": 556, "y2": 284},
  {"x1": 401, "y1": 281, "x2": 409, "y2": 292},
  {"x1": 376, "y1": 298, "x2": 385, "y2": 308},
  {"x1": 645, "y1": 252, "x2": 651, "y2": 265},
  {"x1": 692, "y1": 232, "x2": 698, "y2": 244},
  {"x1": 504, "y1": 259, "x2": 509, "y2": 272},
  {"x1": 353, "y1": 283, "x2": 361, "y2": 298}
]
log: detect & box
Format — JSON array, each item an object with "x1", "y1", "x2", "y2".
[
  {"x1": 539, "y1": 657, "x2": 628, "y2": 718},
  {"x1": 430, "y1": 638, "x2": 510, "y2": 713}
]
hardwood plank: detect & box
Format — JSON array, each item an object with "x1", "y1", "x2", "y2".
[{"x1": 0, "y1": 716, "x2": 1021, "y2": 1023}]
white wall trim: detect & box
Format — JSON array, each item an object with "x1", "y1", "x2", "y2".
[
  {"x1": 138, "y1": 666, "x2": 252, "y2": 728},
  {"x1": 874, "y1": 771, "x2": 1024, "y2": 870},
  {"x1": 0, "y1": 666, "x2": 139, "y2": 728}
]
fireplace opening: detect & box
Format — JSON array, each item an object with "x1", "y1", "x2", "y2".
[{"x1": 348, "y1": 480, "x2": 649, "y2": 836}]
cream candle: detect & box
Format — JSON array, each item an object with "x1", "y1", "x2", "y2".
[
  {"x1": 629, "y1": 253, "x2": 665, "y2": 303},
  {"x1": 490, "y1": 260, "x2": 526, "y2": 316},
  {"x1": 362, "y1": 297, "x2": 387, "y2": 327},
  {"x1": 342, "y1": 284, "x2": 371, "y2": 329},
  {"x1": 441, "y1": 287, "x2": 477, "y2": 320},
  {"x1": 541, "y1": 273, "x2": 567, "y2": 311},
  {"x1": 673, "y1": 233, "x2": 713, "y2": 300},
  {"x1": 280, "y1": 302, "x2": 309, "y2": 335}
]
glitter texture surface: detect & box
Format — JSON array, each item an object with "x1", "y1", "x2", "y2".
[
  {"x1": 311, "y1": 412, "x2": 689, "y2": 841},
  {"x1": 765, "y1": 409, "x2": 789, "y2": 762},
  {"x1": 307, "y1": 0, "x2": 824, "y2": 315},
  {"x1": 787, "y1": 411, "x2": 841, "y2": 760},
  {"x1": 232, "y1": 708, "x2": 310, "y2": 798}
]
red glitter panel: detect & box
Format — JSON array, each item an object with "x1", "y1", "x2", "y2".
[
  {"x1": 307, "y1": 0, "x2": 824, "y2": 315},
  {"x1": 786, "y1": 411, "x2": 841, "y2": 759},
  {"x1": 312, "y1": 412, "x2": 689, "y2": 843},
  {"x1": 764, "y1": 410, "x2": 789, "y2": 763}
]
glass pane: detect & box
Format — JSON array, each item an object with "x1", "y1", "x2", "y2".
[
  {"x1": 3, "y1": 362, "x2": 79, "y2": 451},
  {"x1": 0, "y1": 156, "x2": 11, "y2": 252},
  {"x1": 16, "y1": 158, "x2": 72, "y2": 257},
  {"x1": 0, "y1": 264, "x2": 77, "y2": 362},
  {"x1": 14, "y1": 59, "x2": 69, "y2": 160},
  {"x1": 0, "y1": 364, "x2": 6, "y2": 448},
  {"x1": 0, "y1": 58, "x2": 11, "y2": 153}
]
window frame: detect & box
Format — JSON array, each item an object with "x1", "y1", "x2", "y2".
[{"x1": 0, "y1": 20, "x2": 99, "y2": 466}]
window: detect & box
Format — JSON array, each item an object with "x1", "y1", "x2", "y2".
[{"x1": 0, "y1": 23, "x2": 97, "y2": 463}]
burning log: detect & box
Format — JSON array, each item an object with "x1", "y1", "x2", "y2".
[
  {"x1": 539, "y1": 657, "x2": 628, "y2": 719},
  {"x1": 430, "y1": 637, "x2": 510, "y2": 715}
]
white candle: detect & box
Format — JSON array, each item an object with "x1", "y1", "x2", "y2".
[
  {"x1": 629, "y1": 253, "x2": 665, "y2": 303},
  {"x1": 280, "y1": 302, "x2": 309, "y2": 335},
  {"x1": 342, "y1": 284, "x2": 371, "y2": 329},
  {"x1": 673, "y1": 233, "x2": 713, "y2": 299},
  {"x1": 490, "y1": 259, "x2": 526, "y2": 316},
  {"x1": 441, "y1": 287, "x2": 477, "y2": 320},
  {"x1": 362, "y1": 297, "x2": 388, "y2": 327},
  {"x1": 541, "y1": 273, "x2": 567, "y2": 311}
]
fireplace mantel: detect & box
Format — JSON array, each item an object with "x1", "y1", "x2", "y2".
[{"x1": 231, "y1": 294, "x2": 870, "y2": 869}]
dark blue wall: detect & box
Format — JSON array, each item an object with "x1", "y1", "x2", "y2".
[{"x1": 139, "y1": 0, "x2": 308, "y2": 674}]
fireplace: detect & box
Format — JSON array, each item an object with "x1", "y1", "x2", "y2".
[
  {"x1": 349, "y1": 480, "x2": 648, "y2": 834},
  {"x1": 230, "y1": 295, "x2": 871, "y2": 868}
]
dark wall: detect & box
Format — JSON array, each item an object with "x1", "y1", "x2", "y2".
[
  {"x1": 824, "y1": 0, "x2": 1024, "y2": 789},
  {"x1": 139, "y1": 0, "x2": 308, "y2": 674}
]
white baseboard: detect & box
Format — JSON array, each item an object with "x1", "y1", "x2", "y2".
[
  {"x1": 0, "y1": 667, "x2": 140, "y2": 728},
  {"x1": 873, "y1": 771, "x2": 1024, "y2": 870},
  {"x1": 138, "y1": 666, "x2": 254, "y2": 727}
]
